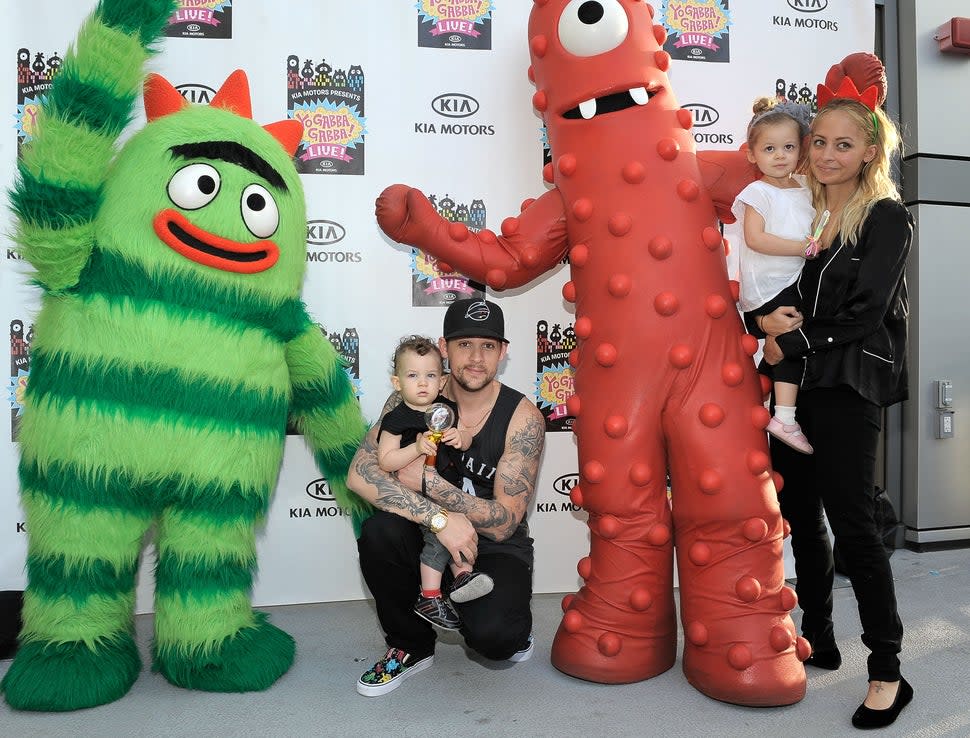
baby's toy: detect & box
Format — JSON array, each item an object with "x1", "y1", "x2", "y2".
[
  {"x1": 2, "y1": 0, "x2": 367, "y2": 711},
  {"x1": 377, "y1": 1, "x2": 808, "y2": 705}
]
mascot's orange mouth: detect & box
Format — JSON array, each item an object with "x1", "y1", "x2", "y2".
[{"x1": 153, "y1": 209, "x2": 279, "y2": 273}]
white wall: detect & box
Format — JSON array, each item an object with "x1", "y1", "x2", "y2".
[{"x1": 898, "y1": 1, "x2": 970, "y2": 542}]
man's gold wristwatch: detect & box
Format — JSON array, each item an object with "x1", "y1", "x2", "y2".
[{"x1": 428, "y1": 508, "x2": 449, "y2": 533}]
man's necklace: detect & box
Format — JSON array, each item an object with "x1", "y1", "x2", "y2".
[{"x1": 458, "y1": 385, "x2": 498, "y2": 431}]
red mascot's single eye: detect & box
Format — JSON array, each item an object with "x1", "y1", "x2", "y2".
[{"x1": 557, "y1": 0, "x2": 630, "y2": 57}]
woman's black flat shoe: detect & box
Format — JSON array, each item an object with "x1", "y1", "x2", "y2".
[
  {"x1": 851, "y1": 677, "x2": 913, "y2": 729},
  {"x1": 805, "y1": 647, "x2": 842, "y2": 670}
]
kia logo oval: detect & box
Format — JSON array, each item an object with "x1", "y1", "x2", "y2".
[
  {"x1": 449, "y1": 35, "x2": 463, "y2": 43},
  {"x1": 432, "y1": 93, "x2": 480, "y2": 119},
  {"x1": 306, "y1": 219, "x2": 346, "y2": 246},
  {"x1": 186, "y1": 23, "x2": 201, "y2": 32},
  {"x1": 306, "y1": 478, "x2": 334, "y2": 501},
  {"x1": 552, "y1": 473, "x2": 579, "y2": 495},
  {"x1": 682, "y1": 103, "x2": 719, "y2": 128},
  {"x1": 175, "y1": 84, "x2": 216, "y2": 105},
  {"x1": 787, "y1": 0, "x2": 828, "y2": 11}
]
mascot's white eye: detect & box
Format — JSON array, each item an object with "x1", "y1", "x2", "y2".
[
  {"x1": 167, "y1": 163, "x2": 221, "y2": 210},
  {"x1": 240, "y1": 184, "x2": 279, "y2": 238},
  {"x1": 558, "y1": 0, "x2": 629, "y2": 57}
]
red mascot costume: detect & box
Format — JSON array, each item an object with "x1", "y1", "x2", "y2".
[{"x1": 377, "y1": 2, "x2": 878, "y2": 707}]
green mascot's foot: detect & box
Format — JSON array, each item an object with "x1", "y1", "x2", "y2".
[
  {"x1": 1, "y1": 634, "x2": 141, "y2": 711},
  {"x1": 154, "y1": 613, "x2": 295, "y2": 692}
]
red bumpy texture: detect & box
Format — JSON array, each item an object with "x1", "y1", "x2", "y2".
[{"x1": 376, "y1": 1, "x2": 810, "y2": 706}]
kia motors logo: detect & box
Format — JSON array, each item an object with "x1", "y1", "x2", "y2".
[
  {"x1": 787, "y1": 0, "x2": 828, "y2": 11},
  {"x1": 186, "y1": 23, "x2": 202, "y2": 32},
  {"x1": 552, "y1": 473, "x2": 579, "y2": 495},
  {"x1": 175, "y1": 83, "x2": 216, "y2": 105},
  {"x1": 432, "y1": 93, "x2": 480, "y2": 119},
  {"x1": 306, "y1": 478, "x2": 334, "y2": 501},
  {"x1": 683, "y1": 103, "x2": 719, "y2": 127},
  {"x1": 306, "y1": 219, "x2": 346, "y2": 246},
  {"x1": 449, "y1": 35, "x2": 463, "y2": 43}
]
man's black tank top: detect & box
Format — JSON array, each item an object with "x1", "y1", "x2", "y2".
[{"x1": 457, "y1": 383, "x2": 533, "y2": 564}]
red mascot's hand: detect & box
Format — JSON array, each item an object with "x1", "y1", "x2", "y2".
[
  {"x1": 824, "y1": 52, "x2": 887, "y2": 105},
  {"x1": 375, "y1": 184, "x2": 440, "y2": 246}
]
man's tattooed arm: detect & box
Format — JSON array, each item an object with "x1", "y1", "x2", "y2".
[
  {"x1": 347, "y1": 390, "x2": 433, "y2": 523},
  {"x1": 423, "y1": 398, "x2": 545, "y2": 541},
  {"x1": 379, "y1": 390, "x2": 403, "y2": 419}
]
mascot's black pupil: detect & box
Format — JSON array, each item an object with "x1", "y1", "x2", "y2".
[
  {"x1": 247, "y1": 193, "x2": 265, "y2": 211},
  {"x1": 578, "y1": 1, "x2": 604, "y2": 24},
  {"x1": 198, "y1": 175, "x2": 216, "y2": 195}
]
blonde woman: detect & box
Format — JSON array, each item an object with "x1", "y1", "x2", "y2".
[{"x1": 752, "y1": 54, "x2": 914, "y2": 730}]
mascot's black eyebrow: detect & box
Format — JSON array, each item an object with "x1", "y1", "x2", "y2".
[{"x1": 170, "y1": 141, "x2": 288, "y2": 191}]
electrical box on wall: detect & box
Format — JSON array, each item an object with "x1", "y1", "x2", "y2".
[{"x1": 935, "y1": 17, "x2": 970, "y2": 55}]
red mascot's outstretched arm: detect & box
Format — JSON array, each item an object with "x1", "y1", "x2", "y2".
[{"x1": 376, "y1": 184, "x2": 568, "y2": 290}]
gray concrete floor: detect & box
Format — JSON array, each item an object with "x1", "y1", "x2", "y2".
[{"x1": 1, "y1": 547, "x2": 967, "y2": 737}]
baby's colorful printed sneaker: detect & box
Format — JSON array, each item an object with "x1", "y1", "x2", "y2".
[
  {"x1": 413, "y1": 594, "x2": 461, "y2": 630},
  {"x1": 356, "y1": 648, "x2": 433, "y2": 697},
  {"x1": 766, "y1": 417, "x2": 814, "y2": 454},
  {"x1": 449, "y1": 570, "x2": 494, "y2": 604},
  {"x1": 507, "y1": 633, "x2": 535, "y2": 663}
]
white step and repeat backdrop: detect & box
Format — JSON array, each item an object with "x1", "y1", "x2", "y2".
[{"x1": 1, "y1": 1, "x2": 873, "y2": 611}]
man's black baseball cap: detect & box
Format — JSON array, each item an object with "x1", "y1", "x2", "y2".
[{"x1": 443, "y1": 298, "x2": 508, "y2": 343}]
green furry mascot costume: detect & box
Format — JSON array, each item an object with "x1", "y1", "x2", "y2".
[{"x1": 1, "y1": 0, "x2": 370, "y2": 711}]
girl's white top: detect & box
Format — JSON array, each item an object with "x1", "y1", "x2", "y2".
[{"x1": 730, "y1": 174, "x2": 814, "y2": 312}]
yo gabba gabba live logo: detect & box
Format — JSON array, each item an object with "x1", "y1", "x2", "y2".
[
  {"x1": 535, "y1": 320, "x2": 576, "y2": 433},
  {"x1": 411, "y1": 194, "x2": 486, "y2": 307},
  {"x1": 14, "y1": 47, "x2": 63, "y2": 155},
  {"x1": 165, "y1": 1, "x2": 233, "y2": 40},
  {"x1": 286, "y1": 55, "x2": 366, "y2": 176},
  {"x1": 417, "y1": 0, "x2": 493, "y2": 50},
  {"x1": 660, "y1": 0, "x2": 731, "y2": 64}
]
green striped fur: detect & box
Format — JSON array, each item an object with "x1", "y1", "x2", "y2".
[
  {"x1": 288, "y1": 325, "x2": 372, "y2": 534},
  {"x1": 153, "y1": 592, "x2": 256, "y2": 650},
  {"x1": 74, "y1": 246, "x2": 311, "y2": 343},
  {"x1": 28, "y1": 346, "x2": 289, "y2": 433},
  {"x1": 19, "y1": 397, "x2": 285, "y2": 495},
  {"x1": 157, "y1": 510, "x2": 258, "y2": 564},
  {"x1": 97, "y1": 0, "x2": 178, "y2": 49},
  {"x1": 21, "y1": 589, "x2": 136, "y2": 646},
  {"x1": 12, "y1": 221, "x2": 96, "y2": 294},
  {"x1": 20, "y1": 459, "x2": 269, "y2": 522},
  {"x1": 21, "y1": 491, "x2": 150, "y2": 565},
  {"x1": 155, "y1": 554, "x2": 254, "y2": 601},
  {"x1": 12, "y1": 12, "x2": 159, "y2": 292},
  {"x1": 27, "y1": 555, "x2": 137, "y2": 603}
]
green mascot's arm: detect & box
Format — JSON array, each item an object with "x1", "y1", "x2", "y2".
[
  {"x1": 287, "y1": 318, "x2": 372, "y2": 536},
  {"x1": 11, "y1": 0, "x2": 176, "y2": 293}
]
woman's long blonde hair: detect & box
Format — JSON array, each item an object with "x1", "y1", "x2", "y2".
[{"x1": 806, "y1": 99, "x2": 901, "y2": 245}]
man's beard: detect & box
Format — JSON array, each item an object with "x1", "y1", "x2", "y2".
[{"x1": 450, "y1": 366, "x2": 494, "y2": 393}]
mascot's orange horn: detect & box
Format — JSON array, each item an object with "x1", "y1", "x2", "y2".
[{"x1": 144, "y1": 73, "x2": 188, "y2": 121}]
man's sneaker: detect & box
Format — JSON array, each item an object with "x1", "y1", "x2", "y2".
[
  {"x1": 413, "y1": 594, "x2": 461, "y2": 630},
  {"x1": 766, "y1": 417, "x2": 814, "y2": 454},
  {"x1": 356, "y1": 648, "x2": 433, "y2": 697},
  {"x1": 449, "y1": 570, "x2": 494, "y2": 604},
  {"x1": 507, "y1": 634, "x2": 535, "y2": 663}
]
